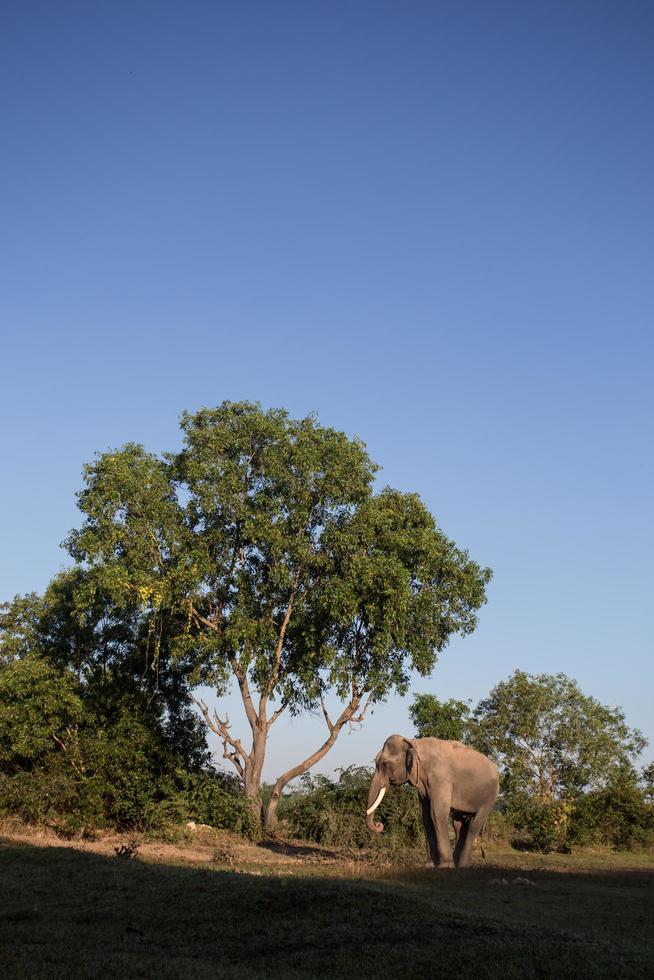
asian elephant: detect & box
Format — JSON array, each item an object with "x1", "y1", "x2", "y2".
[{"x1": 366, "y1": 734, "x2": 499, "y2": 868}]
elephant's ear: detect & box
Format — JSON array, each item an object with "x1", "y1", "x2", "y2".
[{"x1": 404, "y1": 740, "x2": 420, "y2": 786}]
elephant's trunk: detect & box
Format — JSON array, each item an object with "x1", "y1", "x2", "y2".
[{"x1": 366, "y1": 772, "x2": 389, "y2": 833}]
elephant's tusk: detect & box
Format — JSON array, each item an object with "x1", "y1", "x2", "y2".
[{"x1": 366, "y1": 787, "x2": 386, "y2": 815}]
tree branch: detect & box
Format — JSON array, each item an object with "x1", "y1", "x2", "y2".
[
  {"x1": 227, "y1": 653, "x2": 260, "y2": 732},
  {"x1": 189, "y1": 604, "x2": 220, "y2": 633},
  {"x1": 259, "y1": 566, "x2": 302, "y2": 716},
  {"x1": 320, "y1": 696, "x2": 334, "y2": 734},
  {"x1": 348, "y1": 693, "x2": 373, "y2": 730},
  {"x1": 264, "y1": 693, "x2": 365, "y2": 826},
  {"x1": 52, "y1": 729, "x2": 85, "y2": 775},
  {"x1": 194, "y1": 697, "x2": 247, "y2": 777},
  {"x1": 267, "y1": 702, "x2": 288, "y2": 728},
  {"x1": 187, "y1": 592, "x2": 261, "y2": 738}
]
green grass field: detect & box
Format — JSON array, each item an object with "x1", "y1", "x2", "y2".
[{"x1": 1, "y1": 833, "x2": 652, "y2": 978}]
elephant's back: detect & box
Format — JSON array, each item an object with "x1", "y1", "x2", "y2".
[{"x1": 423, "y1": 738, "x2": 499, "y2": 795}]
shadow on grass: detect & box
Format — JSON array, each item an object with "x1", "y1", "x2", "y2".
[
  {"x1": 256, "y1": 837, "x2": 343, "y2": 860},
  {"x1": 0, "y1": 837, "x2": 652, "y2": 979}
]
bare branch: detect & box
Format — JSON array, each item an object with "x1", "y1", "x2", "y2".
[
  {"x1": 193, "y1": 697, "x2": 248, "y2": 777},
  {"x1": 348, "y1": 693, "x2": 373, "y2": 730}
]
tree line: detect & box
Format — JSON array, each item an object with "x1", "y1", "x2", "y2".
[{"x1": 1, "y1": 401, "x2": 650, "y2": 851}]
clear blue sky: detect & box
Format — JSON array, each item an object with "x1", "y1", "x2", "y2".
[{"x1": 1, "y1": 1, "x2": 652, "y2": 778}]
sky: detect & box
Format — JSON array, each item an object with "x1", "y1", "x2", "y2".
[{"x1": 1, "y1": 1, "x2": 652, "y2": 779}]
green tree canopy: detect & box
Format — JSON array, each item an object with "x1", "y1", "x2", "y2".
[
  {"x1": 0, "y1": 569, "x2": 209, "y2": 770},
  {"x1": 64, "y1": 402, "x2": 492, "y2": 826},
  {"x1": 408, "y1": 694, "x2": 472, "y2": 741},
  {"x1": 0, "y1": 568, "x2": 218, "y2": 832},
  {"x1": 472, "y1": 671, "x2": 646, "y2": 804}
]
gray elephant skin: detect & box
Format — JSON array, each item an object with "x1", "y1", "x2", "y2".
[{"x1": 366, "y1": 734, "x2": 499, "y2": 868}]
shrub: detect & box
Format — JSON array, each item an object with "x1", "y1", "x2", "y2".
[
  {"x1": 0, "y1": 656, "x2": 196, "y2": 834},
  {"x1": 280, "y1": 766, "x2": 423, "y2": 854},
  {"x1": 0, "y1": 655, "x2": 83, "y2": 772},
  {"x1": 0, "y1": 766, "x2": 99, "y2": 835},
  {"x1": 570, "y1": 782, "x2": 654, "y2": 850},
  {"x1": 185, "y1": 770, "x2": 260, "y2": 838},
  {"x1": 504, "y1": 794, "x2": 572, "y2": 853},
  {"x1": 482, "y1": 808, "x2": 513, "y2": 846}
]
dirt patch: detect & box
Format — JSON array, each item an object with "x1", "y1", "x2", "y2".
[
  {"x1": 0, "y1": 825, "x2": 360, "y2": 874},
  {"x1": 3, "y1": 824, "x2": 651, "y2": 879}
]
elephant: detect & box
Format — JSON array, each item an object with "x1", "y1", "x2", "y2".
[{"x1": 366, "y1": 733, "x2": 499, "y2": 868}]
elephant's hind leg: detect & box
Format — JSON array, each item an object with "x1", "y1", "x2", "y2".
[
  {"x1": 457, "y1": 807, "x2": 492, "y2": 868},
  {"x1": 420, "y1": 796, "x2": 439, "y2": 867},
  {"x1": 453, "y1": 817, "x2": 470, "y2": 867}
]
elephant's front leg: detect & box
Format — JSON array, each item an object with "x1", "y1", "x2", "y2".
[
  {"x1": 420, "y1": 796, "x2": 439, "y2": 867},
  {"x1": 430, "y1": 798, "x2": 455, "y2": 868}
]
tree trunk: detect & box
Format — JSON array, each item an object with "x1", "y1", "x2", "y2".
[
  {"x1": 242, "y1": 730, "x2": 267, "y2": 823},
  {"x1": 243, "y1": 773, "x2": 262, "y2": 821},
  {"x1": 193, "y1": 672, "x2": 273, "y2": 828}
]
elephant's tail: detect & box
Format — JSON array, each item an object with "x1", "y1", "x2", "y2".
[{"x1": 479, "y1": 824, "x2": 487, "y2": 861}]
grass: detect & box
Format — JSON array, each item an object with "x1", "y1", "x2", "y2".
[{"x1": 1, "y1": 833, "x2": 653, "y2": 978}]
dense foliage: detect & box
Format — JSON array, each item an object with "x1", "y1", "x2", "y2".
[
  {"x1": 0, "y1": 573, "x2": 250, "y2": 835},
  {"x1": 411, "y1": 672, "x2": 653, "y2": 851},
  {"x1": 409, "y1": 695, "x2": 471, "y2": 741}
]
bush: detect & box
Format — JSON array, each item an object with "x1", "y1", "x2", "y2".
[
  {"x1": 280, "y1": 766, "x2": 423, "y2": 854},
  {"x1": 570, "y1": 782, "x2": 654, "y2": 850},
  {"x1": 481, "y1": 808, "x2": 513, "y2": 846},
  {"x1": 185, "y1": 770, "x2": 260, "y2": 838},
  {"x1": 0, "y1": 766, "x2": 101, "y2": 836},
  {"x1": 80, "y1": 708, "x2": 184, "y2": 831},
  {"x1": 501, "y1": 780, "x2": 654, "y2": 853},
  {"x1": 500, "y1": 792, "x2": 573, "y2": 852},
  {"x1": 0, "y1": 656, "x2": 197, "y2": 834},
  {"x1": 0, "y1": 655, "x2": 83, "y2": 772}
]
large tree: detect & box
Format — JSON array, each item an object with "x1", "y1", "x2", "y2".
[
  {"x1": 472, "y1": 671, "x2": 646, "y2": 804},
  {"x1": 66, "y1": 402, "x2": 492, "y2": 826}
]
